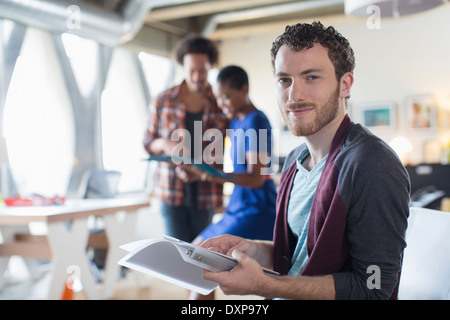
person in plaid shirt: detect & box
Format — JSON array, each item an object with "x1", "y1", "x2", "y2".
[{"x1": 144, "y1": 35, "x2": 228, "y2": 242}]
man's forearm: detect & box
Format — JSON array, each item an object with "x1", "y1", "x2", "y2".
[
  {"x1": 261, "y1": 274, "x2": 336, "y2": 300},
  {"x1": 203, "y1": 245, "x2": 335, "y2": 300}
]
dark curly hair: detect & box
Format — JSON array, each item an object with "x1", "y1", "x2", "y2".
[
  {"x1": 270, "y1": 21, "x2": 355, "y2": 81},
  {"x1": 217, "y1": 65, "x2": 249, "y2": 90},
  {"x1": 174, "y1": 34, "x2": 219, "y2": 65}
]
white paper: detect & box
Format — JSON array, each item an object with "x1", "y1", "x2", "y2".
[
  {"x1": 119, "y1": 236, "x2": 279, "y2": 295},
  {"x1": 118, "y1": 238, "x2": 220, "y2": 295}
]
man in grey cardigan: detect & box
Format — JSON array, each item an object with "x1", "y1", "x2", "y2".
[{"x1": 201, "y1": 21, "x2": 410, "y2": 299}]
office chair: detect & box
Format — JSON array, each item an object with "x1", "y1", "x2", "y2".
[
  {"x1": 398, "y1": 207, "x2": 450, "y2": 299},
  {"x1": 83, "y1": 170, "x2": 121, "y2": 199}
]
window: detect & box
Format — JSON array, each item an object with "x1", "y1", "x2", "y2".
[
  {"x1": 3, "y1": 26, "x2": 176, "y2": 197},
  {"x1": 61, "y1": 33, "x2": 98, "y2": 98},
  {"x1": 4, "y1": 28, "x2": 74, "y2": 197},
  {"x1": 138, "y1": 52, "x2": 173, "y2": 101},
  {"x1": 101, "y1": 48, "x2": 149, "y2": 193}
]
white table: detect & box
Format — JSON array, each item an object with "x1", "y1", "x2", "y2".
[{"x1": 0, "y1": 197, "x2": 150, "y2": 299}]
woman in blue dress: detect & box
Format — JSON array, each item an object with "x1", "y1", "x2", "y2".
[{"x1": 182, "y1": 65, "x2": 277, "y2": 299}]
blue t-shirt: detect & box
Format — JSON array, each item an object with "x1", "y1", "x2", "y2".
[
  {"x1": 198, "y1": 109, "x2": 277, "y2": 241},
  {"x1": 287, "y1": 148, "x2": 327, "y2": 275},
  {"x1": 226, "y1": 110, "x2": 276, "y2": 215},
  {"x1": 228, "y1": 110, "x2": 272, "y2": 174}
]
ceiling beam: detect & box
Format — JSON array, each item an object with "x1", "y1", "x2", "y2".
[
  {"x1": 146, "y1": 0, "x2": 295, "y2": 22},
  {"x1": 203, "y1": 0, "x2": 345, "y2": 37},
  {"x1": 209, "y1": 9, "x2": 344, "y2": 40}
]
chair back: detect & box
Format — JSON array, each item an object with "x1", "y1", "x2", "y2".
[
  {"x1": 83, "y1": 170, "x2": 121, "y2": 199},
  {"x1": 398, "y1": 207, "x2": 450, "y2": 299}
]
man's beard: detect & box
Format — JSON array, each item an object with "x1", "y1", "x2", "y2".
[{"x1": 282, "y1": 85, "x2": 340, "y2": 137}]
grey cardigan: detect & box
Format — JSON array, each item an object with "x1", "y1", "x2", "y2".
[{"x1": 273, "y1": 115, "x2": 411, "y2": 299}]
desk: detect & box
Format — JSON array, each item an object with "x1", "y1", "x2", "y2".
[{"x1": 0, "y1": 198, "x2": 150, "y2": 299}]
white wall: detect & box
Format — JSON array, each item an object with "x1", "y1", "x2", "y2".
[{"x1": 217, "y1": 4, "x2": 450, "y2": 163}]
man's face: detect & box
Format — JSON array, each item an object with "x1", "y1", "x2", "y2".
[
  {"x1": 214, "y1": 82, "x2": 247, "y2": 119},
  {"x1": 275, "y1": 43, "x2": 342, "y2": 137},
  {"x1": 183, "y1": 53, "x2": 211, "y2": 93}
]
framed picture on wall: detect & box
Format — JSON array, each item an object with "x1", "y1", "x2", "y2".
[
  {"x1": 405, "y1": 94, "x2": 437, "y2": 132},
  {"x1": 355, "y1": 101, "x2": 396, "y2": 132},
  {"x1": 437, "y1": 95, "x2": 450, "y2": 129}
]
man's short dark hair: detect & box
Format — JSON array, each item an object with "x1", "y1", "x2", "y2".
[
  {"x1": 270, "y1": 21, "x2": 355, "y2": 81},
  {"x1": 217, "y1": 65, "x2": 249, "y2": 90},
  {"x1": 174, "y1": 34, "x2": 219, "y2": 65}
]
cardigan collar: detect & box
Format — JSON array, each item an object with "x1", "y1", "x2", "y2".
[{"x1": 273, "y1": 114, "x2": 353, "y2": 275}]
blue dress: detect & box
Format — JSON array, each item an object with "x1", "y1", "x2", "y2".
[{"x1": 198, "y1": 110, "x2": 277, "y2": 241}]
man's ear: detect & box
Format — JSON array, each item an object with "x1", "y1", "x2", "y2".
[
  {"x1": 340, "y1": 72, "x2": 354, "y2": 99},
  {"x1": 241, "y1": 84, "x2": 249, "y2": 95}
]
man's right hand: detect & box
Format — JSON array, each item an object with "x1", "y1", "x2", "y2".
[{"x1": 200, "y1": 234, "x2": 274, "y2": 270}]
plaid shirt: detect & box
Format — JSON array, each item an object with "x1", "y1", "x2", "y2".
[{"x1": 144, "y1": 81, "x2": 228, "y2": 210}]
